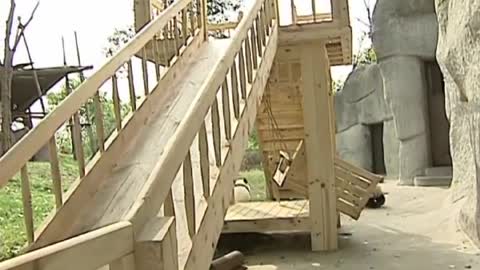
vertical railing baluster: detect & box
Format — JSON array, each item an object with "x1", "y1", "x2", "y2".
[
  {"x1": 48, "y1": 137, "x2": 63, "y2": 209},
  {"x1": 198, "y1": 122, "x2": 210, "y2": 198},
  {"x1": 312, "y1": 0, "x2": 317, "y2": 22},
  {"x1": 245, "y1": 39, "x2": 253, "y2": 83},
  {"x1": 261, "y1": 5, "x2": 269, "y2": 37},
  {"x1": 127, "y1": 60, "x2": 137, "y2": 111},
  {"x1": 20, "y1": 166, "x2": 34, "y2": 244},
  {"x1": 161, "y1": 28, "x2": 170, "y2": 67},
  {"x1": 230, "y1": 63, "x2": 240, "y2": 119},
  {"x1": 93, "y1": 92, "x2": 105, "y2": 152},
  {"x1": 152, "y1": 37, "x2": 161, "y2": 80},
  {"x1": 164, "y1": 188, "x2": 175, "y2": 216},
  {"x1": 211, "y1": 98, "x2": 222, "y2": 167},
  {"x1": 112, "y1": 74, "x2": 122, "y2": 131},
  {"x1": 200, "y1": 0, "x2": 207, "y2": 39},
  {"x1": 291, "y1": 0, "x2": 297, "y2": 25},
  {"x1": 189, "y1": 2, "x2": 196, "y2": 36},
  {"x1": 183, "y1": 151, "x2": 196, "y2": 238},
  {"x1": 250, "y1": 27, "x2": 258, "y2": 69},
  {"x1": 173, "y1": 16, "x2": 181, "y2": 56},
  {"x1": 141, "y1": 48, "x2": 150, "y2": 96},
  {"x1": 239, "y1": 46, "x2": 247, "y2": 99},
  {"x1": 182, "y1": 8, "x2": 188, "y2": 45},
  {"x1": 255, "y1": 16, "x2": 264, "y2": 57},
  {"x1": 221, "y1": 80, "x2": 232, "y2": 140},
  {"x1": 72, "y1": 110, "x2": 85, "y2": 177}
]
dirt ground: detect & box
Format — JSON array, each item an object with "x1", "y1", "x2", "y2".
[{"x1": 217, "y1": 181, "x2": 480, "y2": 269}]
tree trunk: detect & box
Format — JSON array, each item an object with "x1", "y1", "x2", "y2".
[{"x1": 0, "y1": 65, "x2": 13, "y2": 153}]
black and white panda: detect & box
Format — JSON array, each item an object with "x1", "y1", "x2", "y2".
[
  {"x1": 366, "y1": 185, "x2": 386, "y2": 209},
  {"x1": 233, "y1": 177, "x2": 251, "y2": 203}
]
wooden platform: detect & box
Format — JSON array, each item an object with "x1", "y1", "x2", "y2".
[{"x1": 223, "y1": 200, "x2": 311, "y2": 233}]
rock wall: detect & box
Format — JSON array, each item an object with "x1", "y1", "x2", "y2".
[
  {"x1": 435, "y1": 0, "x2": 480, "y2": 245},
  {"x1": 371, "y1": 0, "x2": 439, "y2": 184},
  {"x1": 335, "y1": 64, "x2": 399, "y2": 177}
]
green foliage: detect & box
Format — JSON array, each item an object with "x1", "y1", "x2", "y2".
[
  {"x1": 207, "y1": 0, "x2": 242, "y2": 23},
  {"x1": 248, "y1": 129, "x2": 259, "y2": 150},
  {"x1": 0, "y1": 155, "x2": 78, "y2": 261},
  {"x1": 353, "y1": 46, "x2": 377, "y2": 67},
  {"x1": 332, "y1": 79, "x2": 344, "y2": 93}
]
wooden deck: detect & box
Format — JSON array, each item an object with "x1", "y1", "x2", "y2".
[{"x1": 223, "y1": 200, "x2": 311, "y2": 233}]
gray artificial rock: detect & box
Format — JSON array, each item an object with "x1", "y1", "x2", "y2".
[{"x1": 435, "y1": 0, "x2": 480, "y2": 245}]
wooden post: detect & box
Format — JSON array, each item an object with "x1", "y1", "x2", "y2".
[
  {"x1": 201, "y1": 0, "x2": 208, "y2": 40},
  {"x1": 135, "y1": 217, "x2": 178, "y2": 270},
  {"x1": 301, "y1": 43, "x2": 338, "y2": 251},
  {"x1": 134, "y1": 0, "x2": 152, "y2": 32}
]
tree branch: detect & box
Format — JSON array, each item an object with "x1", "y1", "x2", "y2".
[
  {"x1": 12, "y1": 1, "x2": 40, "y2": 53},
  {"x1": 4, "y1": 0, "x2": 16, "y2": 65}
]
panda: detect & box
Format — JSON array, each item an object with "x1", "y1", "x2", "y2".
[
  {"x1": 233, "y1": 177, "x2": 251, "y2": 203},
  {"x1": 366, "y1": 185, "x2": 386, "y2": 209}
]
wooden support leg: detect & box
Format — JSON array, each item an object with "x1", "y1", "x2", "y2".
[
  {"x1": 301, "y1": 43, "x2": 338, "y2": 251},
  {"x1": 135, "y1": 217, "x2": 178, "y2": 270}
]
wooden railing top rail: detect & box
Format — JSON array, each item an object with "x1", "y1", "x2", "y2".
[
  {"x1": 126, "y1": 0, "x2": 276, "y2": 232},
  {"x1": 0, "y1": 222, "x2": 133, "y2": 270},
  {"x1": 0, "y1": 0, "x2": 198, "y2": 187}
]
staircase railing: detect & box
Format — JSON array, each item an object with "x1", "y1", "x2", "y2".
[
  {"x1": 125, "y1": 0, "x2": 278, "y2": 268},
  {"x1": 0, "y1": 0, "x2": 205, "y2": 249}
]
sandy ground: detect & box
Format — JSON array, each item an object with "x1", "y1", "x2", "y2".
[{"x1": 217, "y1": 181, "x2": 480, "y2": 269}]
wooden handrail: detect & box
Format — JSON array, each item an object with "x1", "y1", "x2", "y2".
[
  {"x1": 0, "y1": 222, "x2": 133, "y2": 270},
  {"x1": 0, "y1": 0, "x2": 197, "y2": 187}
]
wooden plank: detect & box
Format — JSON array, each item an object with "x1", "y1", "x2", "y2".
[
  {"x1": 164, "y1": 189, "x2": 175, "y2": 217},
  {"x1": 198, "y1": 122, "x2": 210, "y2": 198},
  {"x1": 48, "y1": 137, "x2": 63, "y2": 209},
  {"x1": 183, "y1": 151, "x2": 196, "y2": 238},
  {"x1": 211, "y1": 98, "x2": 222, "y2": 167},
  {"x1": 221, "y1": 79, "x2": 232, "y2": 140},
  {"x1": 134, "y1": 0, "x2": 151, "y2": 31},
  {"x1": 0, "y1": 0, "x2": 195, "y2": 187},
  {"x1": 93, "y1": 92, "x2": 106, "y2": 152},
  {"x1": 0, "y1": 222, "x2": 133, "y2": 270},
  {"x1": 231, "y1": 62, "x2": 240, "y2": 119},
  {"x1": 238, "y1": 46, "x2": 247, "y2": 99},
  {"x1": 142, "y1": 48, "x2": 150, "y2": 95},
  {"x1": 245, "y1": 39, "x2": 253, "y2": 84},
  {"x1": 127, "y1": 60, "x2": 137, "y2": 111},
  {"x1": 112, "y1": 75, "x2": 122, "y2": 131},
  {"x1": 20, "y1": 166, "x2": 34, "y2": 244},
  {"x1": 301, "y1": 43, "x2": 337, "y2": 251},
  {"x1": 134, "y1": 217, "x2": 178, "y2": 270},
  {"x1": 223, "y1": 217, "x2": 310, "y2": 234}
]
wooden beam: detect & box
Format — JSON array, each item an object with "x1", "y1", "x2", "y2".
[
  {"x1": 0, "y1": 222, "x2": 133, "y2": 270},
  {"x1": 134, "y1": 217, "x2": 178, "y2": 270},
  {"x1": 134, "y1": 0, "x2": 152, "y2": 31},
  {"x1": 301, "y1": 43, "x2": 338, "y2": 251},
  {"x1": 223, "y1": 217, "x2": 310, "y2": 234}
]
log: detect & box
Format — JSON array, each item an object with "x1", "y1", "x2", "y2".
[{"x1": 210, "y1": 251, "x2": 246, "y2": 270}]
